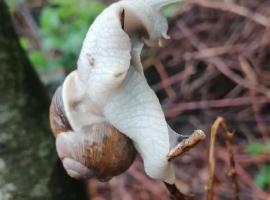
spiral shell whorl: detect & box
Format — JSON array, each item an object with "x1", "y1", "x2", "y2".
[{"x1": 49, "y1": 87, "x2": 136, "y2": 181}]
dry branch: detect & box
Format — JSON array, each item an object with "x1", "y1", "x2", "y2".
[
  {"x1": 167, "y1": 130, "x2": 206, "y2": 161},
  {"x1": 206, "y1": 117, "x2": 240, "y2": 200},
  {"x1": 165, "y1": 183, "x2": 195, "y2": 200},
  {"x1": 190, "y1": 0, "x2": 270, "y2": 28}
]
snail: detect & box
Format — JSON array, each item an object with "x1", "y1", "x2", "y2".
[
  {"x1": 50, "y1": 87, "x2": 136, "y2": 181},
  {"x1": 50, "y1": 0, "x2": 206, "y2": 184}
]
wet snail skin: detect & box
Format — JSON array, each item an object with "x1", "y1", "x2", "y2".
[{"x1": 50, "y1": 0, "x2": 205, "y2": 183}]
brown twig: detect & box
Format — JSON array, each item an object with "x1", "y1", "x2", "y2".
[
  {"x1": 164, "y1": 183, "x2": 195, "y2": 200},
  {"x1": 239, "y1": 57, "x2": 269, "y2": 140},
  {"x1": 165, "y1": 96, "x2": 269, "y2": 118},
  {"x1": 14, "y1": 3, "x2": 41, "y2": 49},
  {"x1": 167, "y1": 130, "x2": 206, "y2": 161},
  {"x1": 143, "y1": 58, "x2": 177, "y2": 100},
  {"x1": 177, "y1": 21, "x2": 270, "y2": 99},
  {"x1": 206, "y1": 117, "x2": 240, "y2": 200},
  {"x1": 190, "y1": 0, "x2": 270, "y2": 28},
  {"x1": 152, "y1": 72, "x2": 185, "y2": 92},
  {"x1": 218, "y1": 148, "x2": 269, "y2": 199}
]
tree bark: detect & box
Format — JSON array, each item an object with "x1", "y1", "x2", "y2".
[{"x1": 0, "y1": 0, "x2": 88, "y2": 199}]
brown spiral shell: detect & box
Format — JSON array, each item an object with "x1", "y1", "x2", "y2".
[{"x1": 49, "y1": 87, "x2": 136, "y2": 181}]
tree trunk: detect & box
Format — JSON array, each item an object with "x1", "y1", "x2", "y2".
[{"x1": 0, "y1": 0, "x2": 88, "y2": 199}]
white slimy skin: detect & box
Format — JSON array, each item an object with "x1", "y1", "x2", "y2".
[{"x1": 58, "y1": 0, "x2": 183, "y2": 184}]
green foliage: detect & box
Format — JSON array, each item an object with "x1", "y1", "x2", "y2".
[
  {"x1": 246, "y1": 141, "x2": 270, "y2": 189},
  {"x1": 162, "y1": 4, "x2": 180, "y2": 18},
  {"x1": 255, "y1": 164, "x2": 270, "y2": 189},
  {"x1": 7, "y1": 0, "x2": 25, "y2": 10},
  {"x1": 246, "y1": 141, "x2": 270, "y2": 156},
  {"x1": 22, "y1": 0, "x2": 104, "y2": 84}
]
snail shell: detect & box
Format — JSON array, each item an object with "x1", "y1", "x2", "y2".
[
  {"x1": 49, "y1": 87, "x2": 72, "y2": 136},
  {"x1": 49, "y1": 87, "x2": 136, "y2": 181}
]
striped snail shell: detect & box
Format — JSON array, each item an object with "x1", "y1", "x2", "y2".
[{"x1": 49, "y1": 87, "x2": 136, "y2": 181}]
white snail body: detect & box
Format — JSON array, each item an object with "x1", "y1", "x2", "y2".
[{"x1": 50, "y1": 0, "x2": 205, "y2": 184}]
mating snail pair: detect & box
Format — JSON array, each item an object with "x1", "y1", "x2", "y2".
[{"x1": 49, "y1": 0, "x2": 205, "y2": 183}]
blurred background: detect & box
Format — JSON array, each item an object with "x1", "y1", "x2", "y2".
[{"x1": 1, "y1": 0, "x2": 270, "y2": 199}]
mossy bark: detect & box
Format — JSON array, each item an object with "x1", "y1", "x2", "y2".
[{"x1": 0, "y1": 0, "x2": 88, "y2": 199}]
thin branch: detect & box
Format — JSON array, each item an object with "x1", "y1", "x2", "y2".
[
  {"x1": 190, "y1": 0, "x2": 270, "y2": 28},
  {"x1": 143, "y1": 58, "x2": 177, "y2": 100},
  {"x1": 239, "y1": 56, "x2": 269, "y2": 140},
  {"x1": 165, "y1": 96, "x2": 269, "y2": 118},
  {"x1": 167, "y1": 130, "x2": 206, "y2": 161},
  {"x1": 176, "y1": 21, "x2": 270, "y2": 98},
  {"x1": 206, "y1": 117, "x2": 240, "y2": 200},
  {"x1": 164, "y1": 183, "x2": 195, "y2": 200}
]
